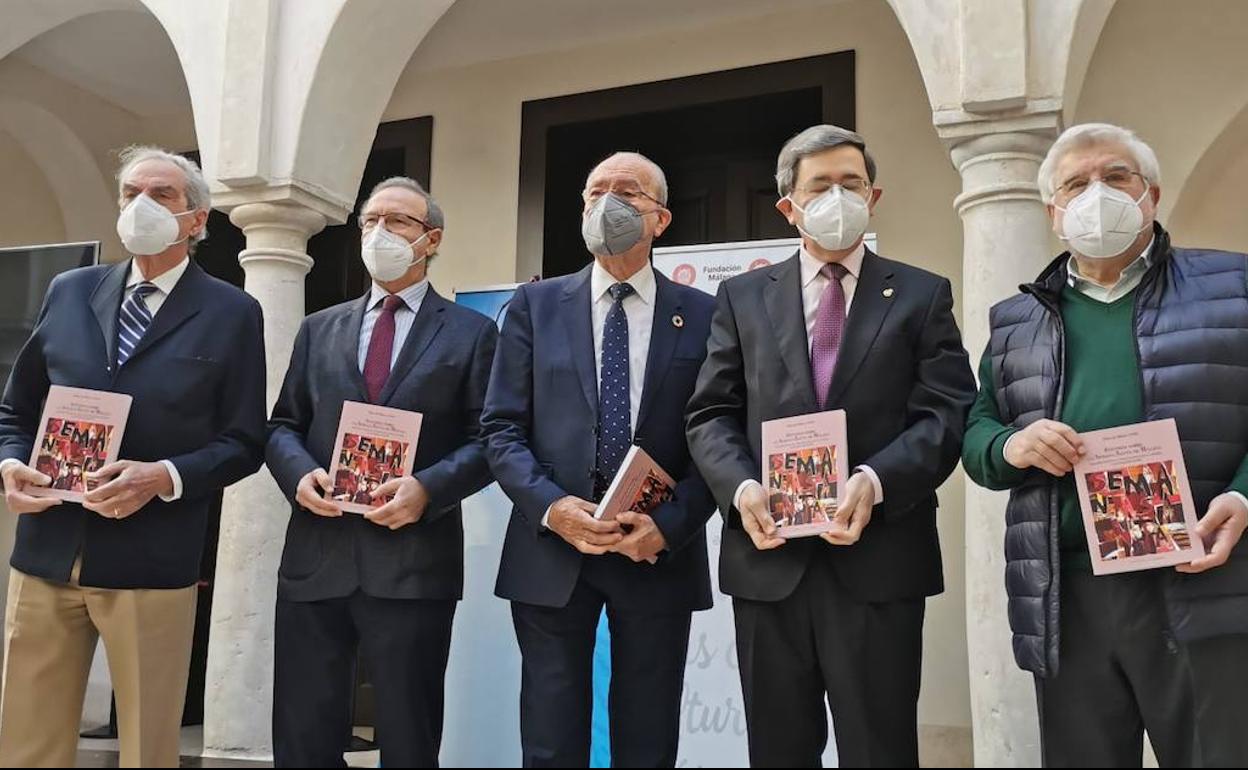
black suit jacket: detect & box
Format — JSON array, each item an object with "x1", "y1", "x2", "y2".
[
  {"x1": 266, "y1": 287, "x2": 498, "y2": 602},
  {"x1": 483, "y1": 265, "x2": 716, "y2": 611},
  {"x1": 685, "y1": 250, "x2": 976, "y2": 604},
  {"x1": 0, "y1": 260, "x2": 267, "y2": 589}
]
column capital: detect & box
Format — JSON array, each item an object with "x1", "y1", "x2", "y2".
[
  {"x1": 213, "y1": 180, "x2": 354, "y2": 225},
  {"x1": 939, "y1": 110, "x2": 1061, "y2": 218},
  {"x1": 227, "y1": 201, "x2": 327, "y2": 275}
]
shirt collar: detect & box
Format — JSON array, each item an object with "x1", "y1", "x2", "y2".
[
  {"x1": 591, "y1": 260, "x2": 656, "y2": 306},
  {"x1": 1066, "y1": 235, "x2": 1155, "y2": 291},
  {"x1": 127, "y1": 256, "x2": 190, "y2": 296},
  {"x1": 368, "y1": 278, "x2": 430, "y2": 311},
  {"x1": 799, "y1": 241, "x2": 865, "y2": 288}
]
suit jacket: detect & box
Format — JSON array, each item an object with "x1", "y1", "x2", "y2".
[
  {"x1": 685, "y1": 250, "x2": 976, "y2": 604},
  {"x1": 0, "y1": 260, "x2": 267, "y2": 589},
  {"x1": 483, "y1": 264, "x2": 716, "y2": 611},
  {"x1": 266, "y1": 287, "x2": 498, "y2": 602}
]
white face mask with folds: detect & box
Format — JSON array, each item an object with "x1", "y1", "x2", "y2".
[
  {"x1": 361, "y1": 225, "x2": 429, "y2": 282},
  {"x1": 1057, "y1": 180, "x2": 1152, "y2": 260},
  {"x1": 116, "y1": 193, "x2": 197, "y2": 256},
  {"x1": 788, "y1": 185, "x2": 870, "y2": 252}
]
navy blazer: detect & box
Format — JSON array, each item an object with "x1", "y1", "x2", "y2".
[
  {"x1": 266, "y1": 288, "x2": 498, "y2": 602},
  {"x1": 483, "y1": 264, "x2": 716, "y2": 611},
  {"x1": 0, "y1": 260, "x2": 267, "y2": 589}
]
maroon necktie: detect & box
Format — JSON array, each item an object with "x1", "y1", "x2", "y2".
[
  {"x1": 364, "y1": 295, "x2": 404, "y2": 402},
  {"x1": 810, "y1": 262, "x2": 848, "y2": 408}
]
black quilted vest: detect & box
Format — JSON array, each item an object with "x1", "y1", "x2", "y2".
[{"x1": 987, "y1": 226, "x2": 1248, "y2": 676}]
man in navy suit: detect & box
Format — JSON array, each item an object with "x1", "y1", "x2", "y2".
[
  {"x1": 0, "y1": 146, "x2": 267, "y2": 767},
  {"x1": 266, "y1": 177, "x2": 497, "y2": 767},
  {"x1": 482, "y1": 152, "x2": 717, "y2": 767}
]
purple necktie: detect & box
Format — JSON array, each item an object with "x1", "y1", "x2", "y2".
[
  {"x1": 810, "y1": 262, "x2": 848, "y2": 408},
  {"x1": 364, "y1": 295, "x2": 404, "y2": 402}
]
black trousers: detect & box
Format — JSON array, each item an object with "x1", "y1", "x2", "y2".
[
  {"x1": 732, "y1": 554, "x2": 925, "y2": 768},
  {"x1": 1185, "y1": 633, "x2": 1248, "y2": 767},
  {"x1": 1035, "y1": 569, "x2": 1196, "y2": 768},
  {"x1": 272, "y1": 592, "x2": 457, "y2": 768},
  {"x1": 510, "y1": 559, "x2": 693, "y2": 768}
]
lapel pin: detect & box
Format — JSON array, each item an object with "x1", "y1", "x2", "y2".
[
  {"x1": 883, "y1": 287, "x2": 895, "y2": 298},
  {"x1": 672, "y1": 314, "x2": 685, "y2": 328}
]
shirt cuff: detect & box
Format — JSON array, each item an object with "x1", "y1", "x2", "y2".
[
  {"x1": 1227, "y1": 491, "x2": 1248, "y2": 517},
  {"x1": 159, "y1": 459, "x2": 183, "y2": 502},
  {"x1": 733, "y1": 479, "x2": 762, "y2": 512},
  {"x1": 1001, "y1": 432, "x2": 1020, "y2": 464},
  {"x1": 854, "y1": 465, "x2": 884, "y2": 505},
  {"x1": 541, "y1": 504, "x2": 552, "y2": 529}
]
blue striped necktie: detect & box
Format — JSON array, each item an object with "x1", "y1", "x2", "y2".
[{"x1": 117, "y1": 282, "x2": 158, "y2": 366}]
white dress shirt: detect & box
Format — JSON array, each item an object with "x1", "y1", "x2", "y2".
[
  {"x1": 542, "y1": 261, "x2": 657, "y2": 529},
  {"x1": 358, "y1": 279, "x2": 431, "y2": 372},
  {"x1": 733, "y1": 244, "x2": 884, "y2": 515}
]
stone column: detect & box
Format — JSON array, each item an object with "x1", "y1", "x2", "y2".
[
  {"x1": 944, "y1": 124, "x2": 1056, "y2": 768},
  {"x1": 203, "y1": 201, "x2": 326, "y2": 760}
]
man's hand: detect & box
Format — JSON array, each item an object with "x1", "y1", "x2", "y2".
[
  {"x1": 611, "y1": 512, "x2": 665, "y2": 564},
  {"x1": 738, "y1": 482, "x2": 784, "y2": 550},
  {"x1": 296, "y1": 468, "x2": 342, "y2": 518},
  {"x1": 82, "y1": 460, "x2": 173, "y2": 520},
  {"x1": 1177, "y1": 493, "x2": 1248, "y2": 574},
  {"x1": 1004, "y1": 419, "x2": 1086, "y2": 477},
  {"x1": 548, "y1": 496, "x2": 623, "y2": 555},
  {"x1": 821, "y1": 471, "x2": 875, "y2": 546},
  {"x1": 1, "y1": 462, "x2": 60, "y2": 515},
  {"x1": 365, "y1": 477, "x2": 431, "y2": 531}
]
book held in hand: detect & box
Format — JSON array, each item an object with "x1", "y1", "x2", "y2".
[
  {"x1": 595, "y1": 445, "x2": 676, "y2": 522},
  {"x1": 325, "y1": 401, "x2": 423, "y2": 515},
  {"x1": 28, "y1": 385, "x2": 133, "y2": 503},
  {"x1": 1073, "y1": 419, "x2": 1205, "y2": 575},
  {"x1": 761, "y1": 410, "x2": 850, "y2": 538}
]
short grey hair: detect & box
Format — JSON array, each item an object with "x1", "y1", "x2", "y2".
[
  {"x1": 366, "y1": 176, "x2": 444, "y2": 231},
  {"x1": 587, "y1": 152, "x2": 669, "y2": 205},
  {"x1": 116, "y1": 145, "x2": 211, "y2": 246},
  {"x1": 775, "y1": 125, "x2": 877, "y2": 197},
  {"x1": 1038, "y1": 123, "x2": 1162, "y2": 204}
]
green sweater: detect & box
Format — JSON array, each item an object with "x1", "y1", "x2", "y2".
[{"x1": 964, "y1": 284, "x2": 1248, "y2": 571}]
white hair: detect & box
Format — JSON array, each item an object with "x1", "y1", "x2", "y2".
[
  {"x1": 1038, "y1": 123, "x2": 1161, "y2": 204},
  {"x1": 116, "y1": 145, "x2": 211, "y2": 246},
  {"x1": 587, "y1": 152, "x2": 669, "y2": 205}
]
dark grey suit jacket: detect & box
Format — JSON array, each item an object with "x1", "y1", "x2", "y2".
[{"x1": 267, "y1": 287, "x2": 498, "y2": 602}]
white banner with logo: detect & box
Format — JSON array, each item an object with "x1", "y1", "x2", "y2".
[{"x1": 654, "y1": 234, "x2": 876, "y2": 297}]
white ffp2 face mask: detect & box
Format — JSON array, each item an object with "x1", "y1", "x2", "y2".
[
  {"x1": 116, "y1": 193, "x2": 196, "y2": 256},
  {"x1": 1057, "y1": 180, "x2": 1151, "y2": 260},
  {"x1": 790, "y1": 185, "x2": 870, "y2": 252},
  {"x1": 361, "y1": 226, "x2": 428, "y2": 282}
]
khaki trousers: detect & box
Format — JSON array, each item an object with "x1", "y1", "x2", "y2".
[{"x1": 0, "y1": 564, "x2": 197, "y2": 768}]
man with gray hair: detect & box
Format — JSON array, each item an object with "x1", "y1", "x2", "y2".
[
  {"x1": 964, "y1": 122, "x2": 1248, "y2": 765},
  {"x1": 266, "y1": 176, "x2": 497, "y2": 766},
  {"x1": 686, "y1": 125, "x2": 975, "y2": 766},
  {"x1": 0, "y1": 146, "x2": 267, "y2": 766}
]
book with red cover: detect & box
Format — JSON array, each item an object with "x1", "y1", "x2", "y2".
[
  {"x1": 28, "y1": 385, "x2": 133, "y2": 503},
  {"x1": 595, "y1": 445, "x2": 677, "y2": 522},
  {"x1": 761, "y1": 410, "x2": 850, "y2": 538},
  {"x1": 1073, "y1": 419, "x2": 1204, "y2": 575},
  {"x1": 324, "y1": 401, "x2": 423, "y2": 515}
]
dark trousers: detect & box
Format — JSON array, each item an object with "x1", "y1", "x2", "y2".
[
  {"x1": 510, "y1": 559, "x2": 693, "y2": 768},
  {"x1": 1186, "y1": 633, "x2": 1248, "y2": 767},
  {"x1": 732, "y1": 555, "x2": 925, "y2": 768},
  {"x1": 272, "y1": 592, "x2": 456, "y2": 768},
  {"x1": 1035, "y1": 569, "x2": 1196, "y2": 768}
]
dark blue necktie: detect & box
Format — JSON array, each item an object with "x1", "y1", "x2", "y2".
[
  {"x1": 117, "y1": 282, "x2": 158, "y2": 366},
  {"x1": 596, "y1": 282, "x2": 635, "y2": 496}
]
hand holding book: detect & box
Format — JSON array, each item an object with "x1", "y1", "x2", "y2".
[
  {"x1": 819, "y1": 471, "x2": 875, "y2": 547},
  {"x1": 548, "y1": 495, "x2": 623, "y2": 555},
  {"x1": 1176, "y1": 492, "x2": 1248, "y2": 574},
  {"x1": 363, "y1": 476, "x2": 430, "y2": 531},
  {"x1": 0, "y1": 462, "x2": 60, "y2": 515}
]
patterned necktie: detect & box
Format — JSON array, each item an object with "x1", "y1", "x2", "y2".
[
  {"x1": 595, "y1": 282, "x2": 635, "y2": 496},
  {"x1": 810, "y1": 262, "x2": 849, "y2": 408},
  {"x1": 363, "y1": 294, "x2": 405, "y2": 403},
  {"x1": 117, "y1": 282, "x2": 159, "y2": 366}
]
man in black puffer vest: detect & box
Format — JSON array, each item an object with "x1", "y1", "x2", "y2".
[{"x1": 965, "y1": 123, "x2": 1248, "y2": 768}]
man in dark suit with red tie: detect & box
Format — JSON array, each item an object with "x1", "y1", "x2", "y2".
[
  {"x1": 266, "y1": 177, "x2": 498, "y2": 767},
  {"x1": 685, "y1": 126, "x2": 976, "y2": 767}
]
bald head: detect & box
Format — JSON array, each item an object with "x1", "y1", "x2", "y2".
[{"x1": 584, "y1": 152, "x2": 668, "y2": 205}]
